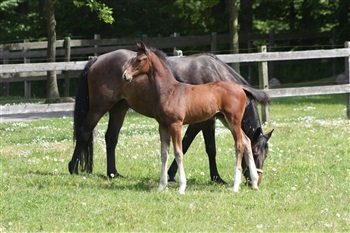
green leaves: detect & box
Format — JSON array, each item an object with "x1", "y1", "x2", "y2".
[
  {"x1": 73, "y1": 0, "x2": 114, "y2": 24},
  {"x1": 0, "y1": 0, "x2": 23, "y2": 11}
]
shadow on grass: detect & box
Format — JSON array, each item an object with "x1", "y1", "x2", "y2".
[
  {"x1": 26, "y1": 170, "x2": 156, "y2": 192},
  {"x1": 25, "y1": 170, "x2": 231, "y2": 192}
]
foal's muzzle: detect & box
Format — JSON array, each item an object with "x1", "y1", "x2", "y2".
[{"x1": 122, "y1": 70, "x2": 133, "y2": 82}]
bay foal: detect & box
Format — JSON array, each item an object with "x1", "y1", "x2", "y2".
[{"x1": 123, "y1": 41, "x2": 259, "y2": 193}]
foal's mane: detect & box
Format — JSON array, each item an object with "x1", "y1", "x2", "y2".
[{"x1": 149, "y1": 47, "x2": 185, "y2": 83}]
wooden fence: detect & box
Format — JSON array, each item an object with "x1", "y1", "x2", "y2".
[
  {"x1": 0, "y1": 31, "x2": 334, "y2": 97},
  {"x1": 0, "y1": 41, "x2": 349, "y2": 121}
]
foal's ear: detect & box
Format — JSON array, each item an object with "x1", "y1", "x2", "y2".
[{"x1": 137, "y1": 40, "x2": 148, "y2": 53}]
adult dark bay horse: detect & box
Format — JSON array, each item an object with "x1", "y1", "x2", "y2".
[
  {"x1": 69, "y1": 46, "x2": 273, "y2": 185},
  {"x1": 123, "y1": 41, "x2": 269, "y2": 193}
]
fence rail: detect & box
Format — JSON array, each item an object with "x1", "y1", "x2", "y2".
[{"x1": 0, "y1": 41, "x2": 349, "y2": 121}]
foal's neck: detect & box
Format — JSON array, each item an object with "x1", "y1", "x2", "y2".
[{"x1": 148, "y1": 53, "x2": 179, "y2": 90}]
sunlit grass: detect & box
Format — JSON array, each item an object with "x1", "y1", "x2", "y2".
[{"x1": 1, "y1": 94, "x2": 349, "y2": 232}]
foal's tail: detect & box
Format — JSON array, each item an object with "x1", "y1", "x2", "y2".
[
  {"x1": 209, "y1": 54, "x2": 271, "y2": 105},
  {"x1": 73, "y1": 58, "x2": 97, "y2": 172},
  {"x1": 241, "y1": 85, "x2": 271, "y2": 106}
]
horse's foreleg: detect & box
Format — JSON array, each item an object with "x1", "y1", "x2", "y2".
[
  {"x1": 170, "y1": 123, "x2": 187, "y2": 194},
  {"x1": 201, "y1": 118, "x2": 227, "y2": 184},
  {"x1": 105, "y1": 102, "x2": 129, "y2": 178},
  {"x1": 158, "y1": 125, "x2": 171, "y2": 192},
  {"x1": 232, "y1": 138, "x2": 243, "y2": 192},
  {"x1": 243, "y1": 134, "x2": 259, "y2": 190},
  {"x1": 168, "y1": 123, "x2": 200, "y2": 182}
]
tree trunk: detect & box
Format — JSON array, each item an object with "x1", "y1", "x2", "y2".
[
  {"x1": 44, "y1": 0, "x2": 60, "y2": 102},
  {"x1": 229, "y1": 0, "x2": 240, "y2": 73}
]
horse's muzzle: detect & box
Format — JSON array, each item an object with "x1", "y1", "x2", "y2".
[{"x1": 122, "y1": 70, "x2": 133, "y2": 82}]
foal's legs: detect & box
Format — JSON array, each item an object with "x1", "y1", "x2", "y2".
[
  {"x1": 232, "y1": 129, "x2": 244, "y2": 192},
  {"x1": 167, "y1": 123, "x2": 200, "y2": 182},
  {"x1": 105, "y1": 101, "x2": 129, "y2": 178},
  {"x1": 231, "y1": 129, "x2": 259, "y2": 192},
  {"x1": 169, "y1": 122, "x2": 187, "y2": 194},
  {"x1": 158, "y1": 125, "x2": 171, "y2": 192},
  {"x1": 242, "y1": 133, "x2": 259, "y2": 190},
  {"x1": 168, "y1": 119, "x2": 226, "y2": 184}
]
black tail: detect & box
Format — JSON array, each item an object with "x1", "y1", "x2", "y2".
[
  {"x1": 241, "y1": 85, "x2": 271, "y2": 106},
  {"x1": 73, "y1": 58, "x2": 97, "y2": 172}
]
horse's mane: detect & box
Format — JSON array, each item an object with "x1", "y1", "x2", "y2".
[
  {"x1": 241, "y1": 98, "x2": 262, "y2": 139},
  {"x1": 206, "y1": 53, "x2": 250, "y2": 86},
  {"x1": 150, "y1": 47, "x2": 185, "y2": 83}
]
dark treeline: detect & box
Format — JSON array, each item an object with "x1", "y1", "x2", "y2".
[{"x1": 1, "y1": 0, "x2": 349, "y2": 48}]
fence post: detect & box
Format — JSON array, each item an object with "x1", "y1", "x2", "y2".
[
  {"x1": 345, "y1": 41, "x2": 350, "y2": 119},
  {"x1": 247, "y1": 40, "x2": 253, "y2": 85},
  {"x1": 211, "y1": 32, "x2": 217, "y2": 54},
  {"x1": 94, "y1": 34, "x2": 100, "y2": 57},
  {"x1": 23, "y1": 39, "x2": 31, "y2": 99},
  {"x1": 64, "y1": 37, "x2": 71, "y2": 97},
  {"x1": 258, "y1": 45, "x2": 269, "y2": 123},
  {"x1": 172, "y1": 32, "x2": 183, "y2": 56},
  {"x1": 268, "y1": 28, "x2": 275, "y2": 81},
  {"x1": 2, "y1": 50, "x2": 10, "y2": 97}
]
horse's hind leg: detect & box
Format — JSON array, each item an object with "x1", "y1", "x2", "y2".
[
  {"x1": 169, "y1": 122, "x2": 187, "y2": 194},
  {"x1": 221, "y1": 114, "x2": 244, "y2": 192},
  {"x1": 69, "y1": 110, "x2": 104, "y2": 174},
  {"x1": 105, "y1": 101, "x2": 129, "y2": 178}
]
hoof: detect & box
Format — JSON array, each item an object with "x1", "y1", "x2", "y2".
[
  {"x1": 108, "y1": 172, "x2": 123, "y2": 179},
  {"x1": 158, "y1": 185, "x2": 167, "y2": 192},
  {"x1": 252, "y1": 185, "x2": 259, "y2": 191},
  {"x1": 211, "y1": 176, "x2": 228, "y2": 185},
  {"x1": 168, "y1": 177, "x2": 176, "y2": 183},
  {"x1": 231, "y1": 185, "x2": 240, "y2": 193},
  {"x1": 251, "y1": 180, "x2": 259, "y2": 190},
  {"x1": 178, "y1": 183, "x2": 186, "y2": 194},
  {"x1": 168, "y1": 177, "x2": 176, "y2": 184}
]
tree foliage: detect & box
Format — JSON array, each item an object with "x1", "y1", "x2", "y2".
[
  {"x1": 73, "y1": 0, "x2": 114, "y2": 24},
  {"x1": 0, "y1": 0, "x2": 349, "y2": 46},
  {"x1": 0, "y1": 0, "x2": 24, "y2": 10}
]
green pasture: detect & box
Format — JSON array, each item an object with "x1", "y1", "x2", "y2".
[{"x1": 1, "y1": 95, "x2": 349, "y2": 232}]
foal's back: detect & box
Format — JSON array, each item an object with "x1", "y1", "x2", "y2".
[{"x1": 173, "y1": 80, "x2": 247, "y2": 125}]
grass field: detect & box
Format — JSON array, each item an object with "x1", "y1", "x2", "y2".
[{"x1": 1, "y1": 94, "x2": 349, "y2": 232}]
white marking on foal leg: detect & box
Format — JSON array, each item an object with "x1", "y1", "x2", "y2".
[
  {"x1": 232, "y1": 166, "x2": 242, "y2": 192},
  {"x1": 244, "y1": 141, "x2": 259, "y2": 190},
  {"x1": 158, "y1": 133, "x2": 170, "y2": 192},
  {"x1": 158, "y1": 158, "x2": 168, "y2": 192},
  {"x1": 175, "y1": 152, "x2": 186, "y2": 194}
]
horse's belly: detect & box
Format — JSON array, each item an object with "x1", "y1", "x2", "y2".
[
  {"x1": 183, "y1": 113, "x2": 216, "y2": 125},
  {"x1": 183, "y1": 104, "x2": 218, "y2": 125}
]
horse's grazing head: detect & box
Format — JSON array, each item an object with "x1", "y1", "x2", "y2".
[
  {"x1": 123, "y1": 41, "x2": 152, "y2": 82},
  {"x1": 243, "y1": 129, "x2": 273, "y2": 186}
]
